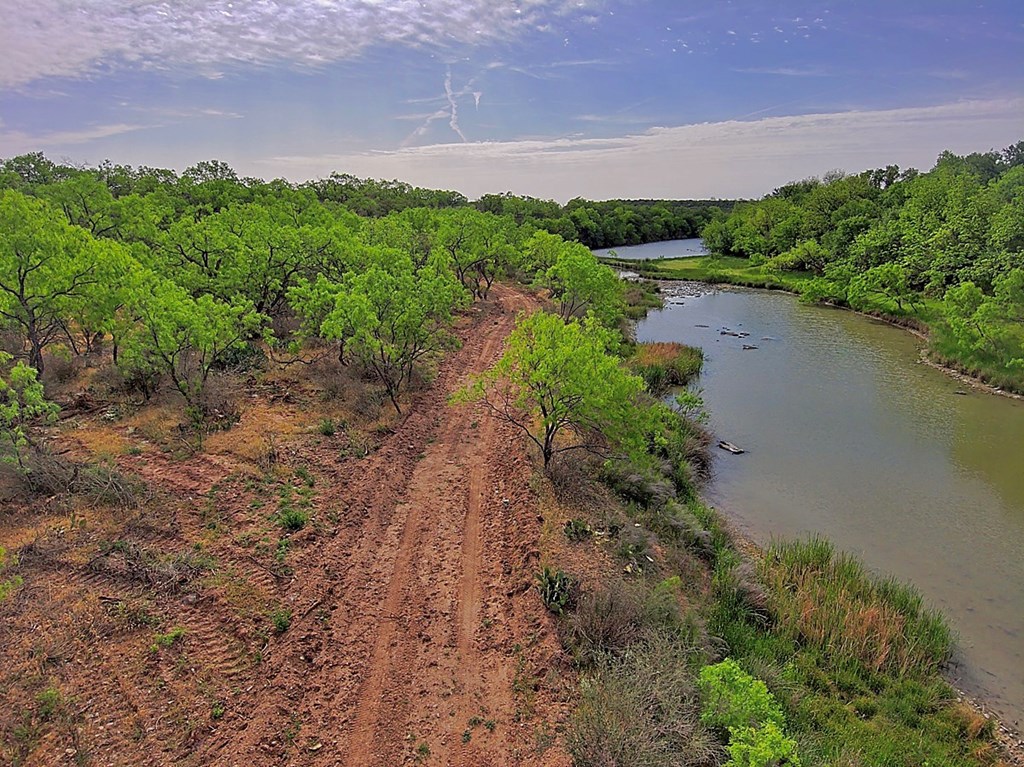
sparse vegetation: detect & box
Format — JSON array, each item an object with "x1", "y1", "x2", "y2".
[
  {"x1": 151, "y1": 626, "x2": 186, "y2": 651},
  {"x1": 536, "y1": 567, "x2": 575, "y2": 615}
]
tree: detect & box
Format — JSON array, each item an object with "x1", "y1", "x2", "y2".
[
  {"x1": 318, "y1": 251, "x2": 466, "y2": 412},
  {"x1": 0, "y1": 354, "x2": 58, "y2": 469},
  {"x1": 457, "y1": 312, "x2": 646, "y2": 467},
  {"x1": 847, "y1": 262, "x2": 918, "y2": 313},
  {"x1": 0, "y1": 190, "x2": 104, "y2": 374},
  {"x1": 542, "y1": 243, "x2": 624, "y2": 327},
  {"x1": 117, "y1": 274, "x2": 263, "y2": 415}
]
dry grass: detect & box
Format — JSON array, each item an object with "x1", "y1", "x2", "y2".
[{"x1": 760, "y1": 537, "x2": 952, "y2": 676}]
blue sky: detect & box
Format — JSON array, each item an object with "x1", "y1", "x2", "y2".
[{"x1": 1, "y1": 1, "x2": 1022, "y2": 200}]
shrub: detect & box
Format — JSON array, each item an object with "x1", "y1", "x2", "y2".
[
  {"x1": 0, "y1": 546, "x2": 23, "y2": 602},
  {"x1": 564, "y1": 580, "x2": 646, "y2": 665},
  {"x1": 699, "y1": 658, "x2": 785, "y2": 734},
  {"x1": 271, "y1": 607, "x2": 292, "y2": 634},
  {"x1": 726, "y1": 721, "x2": 801, "y2": 767},
  {"x1": 276, "y1": 507, "x2": 309, "y2": 532},
  {"x1": 567, "y1": 635, "x2": 721, "y2": 767},
  {"x1": 628, "y1": 342, "x2": 704, "y2": 394},
  {"x1": 563, "y1": 518, "x2": 593, "y2": 542},
  {"x1": 317, "y1": 418, "x2": 336, "y2": 436},
  {"x1": 151, "y1": 626, "x2": 186, "y2": 651},
  {"x1": 536, "y1": 567, "x2": 575, "y2": 615}
]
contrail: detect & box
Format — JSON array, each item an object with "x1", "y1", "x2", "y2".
[
  {"x1": 444, "y1": 67, "x2": 468, "y2": 142},
  {"x1": 402, "y1": 67, "x2": 478, "y2": 146}
]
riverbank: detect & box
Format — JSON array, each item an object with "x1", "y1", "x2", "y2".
[{"x1": 604, "y1": 253, "x2": 1024, "y2": 399}]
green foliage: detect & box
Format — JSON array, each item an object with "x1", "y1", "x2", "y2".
[
  {"x1": 542, "y1": 240, "x2": 624, "y2": 327},
  {"x1": 457, "y1": 311, "x2": 647, "y2": 466},
  {"x1": 296, "y1": 249, "x2": 466, "y2": 412},
  {"x1": 0, "y1": 546, "x2": 24, "y2": 602},
  {"x1": 271, "y1": 607, "x2": 292, "y2": 634},
  {"x1": 563, "y1": 518, "x2": 593, "y2": 542},
  {"x1": 34, "y1": 687, "x2": 62, "y2": 721},
  {"x1": 936, "y1": 269, "x2": 1024, "y2": 381},
  {"x1": 725, "y1": 722, "x2": 801, "y2": 767},
  {"x1": 117, "y1": 272, "x2": 264, "y2": 411},
  {"x1": 536, "y1": 566, "x2": 575, "y2": 615},
  {"x1": 0, "y1": 354, "x2": 59, "y2": 468},
  {"x1": 761, "y1": 537, "x2": 952, "y2": 677},
  {"x1": 0, "y1": 190, "x2": 116, "y2": 373},
  {"x1": 151, "y1": 626, "x2": 186, "y2": 651},
  {"x1": 698, "y1": 659, "x2": 786, "y2": 734}
]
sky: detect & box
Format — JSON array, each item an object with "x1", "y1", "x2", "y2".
[{"x1": 1, "y1": 0, "x2": 1023, "y2": 201}]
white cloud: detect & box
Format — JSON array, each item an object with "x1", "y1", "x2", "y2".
[
  {"x1": 0, "y1": 123, "x2": 149, "y2": 156},
  {"x1": 0, "y1": 1, "x2": 598, "y2": 88},
  {"x1": 256, "y1": 98, "x2": 1024, "y2": 201}
]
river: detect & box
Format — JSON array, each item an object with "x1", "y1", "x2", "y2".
[
  {"x1": 633, "y1": 279, "x2": 1024, "y2": 729},
  {"x1": 592, "y1": 237, "x2": 707, "y2": 260}
]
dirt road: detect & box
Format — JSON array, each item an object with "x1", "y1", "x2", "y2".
[{"x1": 195, "y1": 285, "x2": 569, "y2": 766}]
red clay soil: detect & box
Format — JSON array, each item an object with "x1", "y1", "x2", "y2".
[
  {"x1": 197, "y1": 284, "x2": 568, "y2": 767},
  {"x1": 0, "y1": 284, "x2": 572, "y2": 767}
]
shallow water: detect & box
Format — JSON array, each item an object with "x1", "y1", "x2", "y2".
[
  {"x1": 592, "y1": 237, "x2": 707, "y2": 260},
  {"x1": 635, "y1": 283, "x2": 1024, "y2": 728}
]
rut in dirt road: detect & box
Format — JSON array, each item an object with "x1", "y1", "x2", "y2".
[{"x1": 198, "y1": 286, "x2": 568, "y2": 767}]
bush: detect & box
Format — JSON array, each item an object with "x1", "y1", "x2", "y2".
[
  {"x1": 271, "y1": 607, "x2": 292, "y2": 634},
  {"x1": 629, "y1": 342, "x2": 704, "y2": 395},
  {"x1": 564, "y1": 580, "x2": 646, "y2": 665},
  {"x1": 536, "y1": 567, "x2": 575, "y2": 615},
  {"x1": 563, "y1": 518, "x2": 593, "y2": 542},
  {"x1": 698, "y1": 658, "x2": 785, "y2": 734},
  {"x1": 726, "y1": 721, "x2": 801, "y2": 767},
  {"x1": 567, "y1": 635, "x2": 721, "y2": 767},
  {"x1": 276, "y1": 507, "x2": 309, "y2": 532}
]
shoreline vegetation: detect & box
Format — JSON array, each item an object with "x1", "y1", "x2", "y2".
[
  {"x1": 474, "y1": 276, "x2": 1020, "y2": 764},
  {"x1": 669, "y1": 140, "x2": 1024, "y2": 396}
]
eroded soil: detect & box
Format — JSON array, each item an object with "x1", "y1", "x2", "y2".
[{"x1": 0, "y1": 285, "x2": 571, "y2": 767}]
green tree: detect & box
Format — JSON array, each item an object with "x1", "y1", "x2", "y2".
[
  {"x1": 0, "y1": 190, "x2": 104, "y2": 374},
  {"x1": 542, "y1": 243, "x2": 624, "y2": 327},
  {"x1": 318, "y1": 252, "x2": 466, "y2": 412},
  {"x1": 847, "y1": 262, "x2": 918, "y2": 312},
  {"x1": 118, "y1": 274, "x2": 263, "y2": 415},
  {"x1": 0, "y1": 353, "x2": 59, "y2": 468},
  {"x1": 457, "y1": 312, "x2": 645, "y2": 467}
]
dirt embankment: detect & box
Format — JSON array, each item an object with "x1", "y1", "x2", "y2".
[{"x1": 0, "y1": 284, "x2": 571, "y2": 767}]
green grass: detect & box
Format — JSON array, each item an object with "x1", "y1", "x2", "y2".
[
  {"x1": 552, "y1": 412, "x2": 1003, "y2": 767},
  {"x1": 627, "y1": 342, "x2": 704, "y2": 395}
]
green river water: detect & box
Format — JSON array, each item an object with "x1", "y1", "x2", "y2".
[{"x1": 636, "y1": 281, "x2": 1024, "y2": 729}]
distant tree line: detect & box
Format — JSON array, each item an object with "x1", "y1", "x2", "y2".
[{"x1": 0, "y1": 153, "x2": 731, "y2": 250}]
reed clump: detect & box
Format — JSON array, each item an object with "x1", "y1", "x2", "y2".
[
  {"x1": 629, "y1": 342, "x2": 704, "y2": 394},
  {"x1": 760, "y1": 537, "x2": 952, "y2": 677}
]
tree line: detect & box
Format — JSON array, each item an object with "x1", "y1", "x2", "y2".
[
  {"x1": 701, "y1": 141, "x2": 1024, "y2": 382},
  {"x1": 1, "y1": 153, "x2": 731, "y2": 250},
  {"x1": 0, "y1": 153, "x2": 635, "y2": 463}
]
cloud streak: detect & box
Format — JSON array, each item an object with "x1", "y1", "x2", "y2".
[
  {"x1": 0, "y1": 0, "x2": 599, "y2": 88},
  {"x1": 260, "y1": 98, "x2": 1024, "y2": 201}
]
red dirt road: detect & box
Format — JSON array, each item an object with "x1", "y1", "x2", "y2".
[{"x1": 195, "y1": 284, "x2": 569, "y2": 766}]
